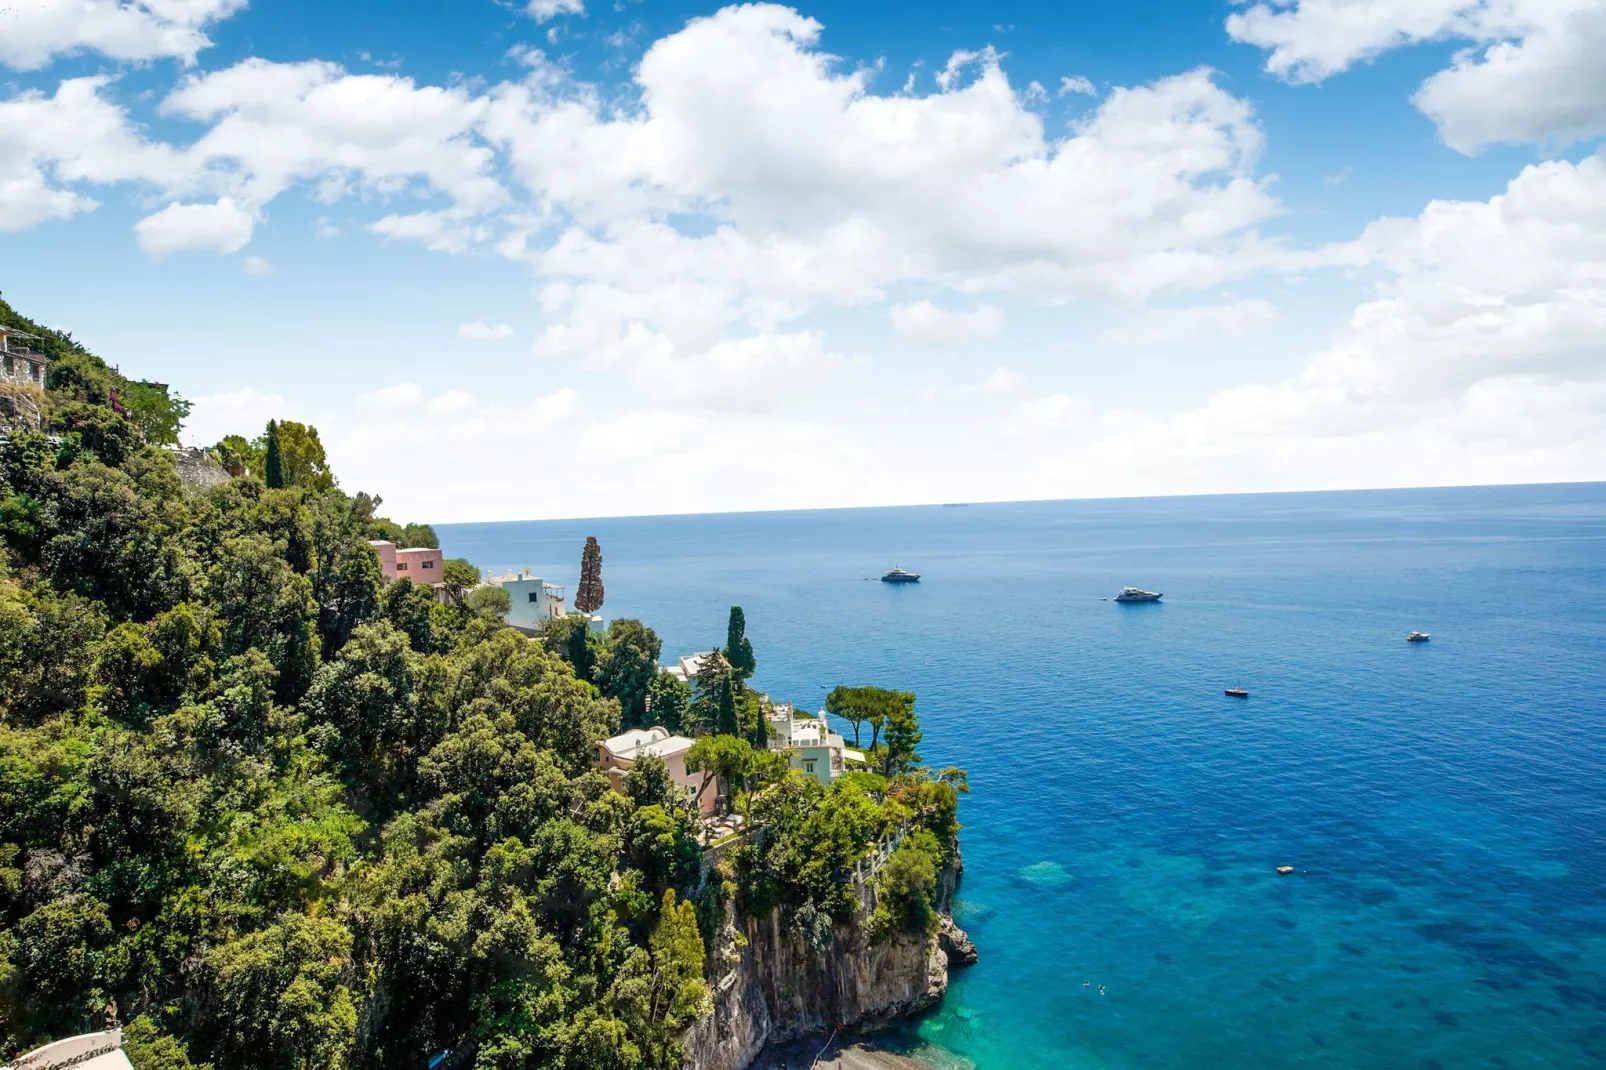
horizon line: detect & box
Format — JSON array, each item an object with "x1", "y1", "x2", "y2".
[{"x1": 427, "y1": 478, "x2": 1606, "y2": 528}]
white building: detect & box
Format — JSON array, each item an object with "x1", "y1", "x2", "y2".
[
  {"x1": 764, "y1": 701, "x2": 865, "y2": 786},
  {"x1": 483, "y1": 568, "x2": 568, "y2": 635},
  {"x1": 3, "y1": 1029, "x2": 133, "y2": 1070},
  {"x1": 664, "y1": 650, "x2": 719, "y2": 686}
]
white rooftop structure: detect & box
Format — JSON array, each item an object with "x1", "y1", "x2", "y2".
[
  {"x1": 4, "y1": 1030, "x2": 133, "y2": 1070},
  {"x1": 664, "y1": 650, "x2": 719, "y2": 685},
  {"x1": 601, "y1": 725, "x2": 697, "y2": 761},
  {"x1": 483, "y1": 567, "x2": 568, "y2": 635}
]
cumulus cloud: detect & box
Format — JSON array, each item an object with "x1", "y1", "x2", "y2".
[
  {"x1": 356, "y1": 382, "x2": 425, "y2": 413},
  {"x1": 459, "y1": 321, "x2": 515, "y2": 341},
  {"x1": 1058, "y1": 75, "x2": 1097, "y2": 96},
  {"x1": 0, "y1": 0, "x2": 247, "y2": 71},
  {"x1": 134, "y1": 197, "x2": 255, "y2": 255},
  {"x1": 1011, "y1": 153, "x2": 1606, "y2": 496},
  {"x1": 242, "y1": 255, "x2": 272, "y2": 276},
  {"x1": 526, "y1": 0, "x2": 585, "y2": 22},
  {"x1": 0, "y1": 77, "x2": 190, "y2": 231},
  {"x1": 163, "y1": 58, "x2": 504, "y2": 212},
  {"x1": 890, "y1": 301, "x2": 1004, "y2": 346},
  {"x1": 1098, "y1": 299, "x2": 1278, "y2": 347},
  {"x1": 184, "y1": 387, "x2": 293, "y2": 447},
  {"x1": 1227, "y1": 0, "x2": 1606, "y2": 152}
]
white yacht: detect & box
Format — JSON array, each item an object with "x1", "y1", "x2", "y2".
[{"x1": 1114, "y1": 587, "x2": 1162, "y2": 603}]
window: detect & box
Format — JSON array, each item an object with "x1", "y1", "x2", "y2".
[
  {"x1": 528, "y1": 592, "x2": 541, "y2": 603},
  {"x1": 422, "y1": 559, "x2": 434, "y2": 569},
  {"x1": 803, "y1": 759, "x2": 816, "y2": 774},
  {"x1": 2, "y1": 355, "x2": 11, "y2": 375},
  {"x1": 397, "y1": 562, "x2": 408, "y2": 570}
]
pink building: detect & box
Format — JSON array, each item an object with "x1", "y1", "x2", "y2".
[
  {"x1": 368, "y1": 540, "x2": 447, "y2": 600},
  {"x1": 597, "y1": 727, "x2": 718, "y2": 816}
]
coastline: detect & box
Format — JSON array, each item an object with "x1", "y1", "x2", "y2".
[{"x1": 753, "y1": 1031, "x2": 959, "y2": 1070}]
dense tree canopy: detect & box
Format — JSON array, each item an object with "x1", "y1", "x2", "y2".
[{"x1": 0, "y1": 296, "x2": 964, "y2": 1069}]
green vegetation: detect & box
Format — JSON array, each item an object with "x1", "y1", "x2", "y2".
[
  {"x1": 0, "y1": 303, "x2": 723, "y2": 1069},
  {"x1": 0, "y1": 298, "x2": 966, "y2": 1067}
]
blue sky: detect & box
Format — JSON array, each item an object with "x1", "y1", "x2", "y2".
[{"x1": 3, "y1": 0, "x2": 1604, "y2": 520}]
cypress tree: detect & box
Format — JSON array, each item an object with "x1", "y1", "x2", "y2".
[
  {"x1": 715, "y1": 670, "x2": 739, "y2": 737},
  {"x1": 264, "y1": 419, "x2": 284, "y2": 489},
  {"x1": 575, "y1": 536, "x2": 604, "y2": 614},
  {"x1": 725, "y1": 605, "x2": 756, "y2": 677}
]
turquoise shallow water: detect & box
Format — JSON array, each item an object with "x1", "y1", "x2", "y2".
[{"x1": 439, "y1": 484, "x2": 1606, "y2": 1069}]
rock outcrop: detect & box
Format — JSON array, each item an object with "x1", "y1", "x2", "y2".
[{"x1": 682, "y1": 850, "x2": 974, "y2": 1070}]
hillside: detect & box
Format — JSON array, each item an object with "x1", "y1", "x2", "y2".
[{"x1": 0, "y1": 298, "x2": 966, "y2": 1070}]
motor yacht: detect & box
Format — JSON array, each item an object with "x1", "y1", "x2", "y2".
[{"x1": 1114, "y1": 587, "x2": 1162, "y2": 602}]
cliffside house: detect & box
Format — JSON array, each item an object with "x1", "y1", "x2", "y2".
[
  {"x1": 764, "y1": 702, "x2": 865, "y2": 786},
  {"x1": 483, "y1": 568, "x2": 569, "y2": 635},
  {"x1": 664, "y1": 650, "x2": 719, "y2": 686},
  {"x1": 0, "y1": 325, "x2": 48, "y2": 432},
  {"x1": 368, "y1": 540, "x2": 448, "y2": 601},
  {"x1": 597, "y1": 726, "x2": 718, "y2": 816}
]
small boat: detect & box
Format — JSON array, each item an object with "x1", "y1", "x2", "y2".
[
  {"x1": 881, "y1": 567, "x2": 921, "y2": 584},
  {"x1": 1407, "y1": 631, "x2": 1430, "y2": 642},
  {"x1": 1114, "y1": 587, "x2": 1162, "y2": 603},
  {"x1": 1224, "y1": 687, "x2": 1249, "y2": 698}
]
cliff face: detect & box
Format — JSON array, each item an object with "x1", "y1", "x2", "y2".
[{"x1": 682, "y1": 851, "x2": 971, "y2": 1070}]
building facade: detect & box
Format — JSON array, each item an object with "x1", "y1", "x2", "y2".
[
  {"x1": 483, "y1": 568, "x2": 569, "y2": 635},
  {"x1": 368, "y1": 540, "x2": 447, "y2": 600},
  {"x1": 0, "y1": 325, "x2": 48, "y2": 432},
  {"x1": 597, "y1": 727, "x2": 717, "y2": 816},
  {"x1": 764, "y1": 702, "x2": 865, "y2": 786}
]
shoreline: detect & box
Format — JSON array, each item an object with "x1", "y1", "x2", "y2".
[{"x1": 754, "y1": 1028, "x2": 967, "y2": 1070}]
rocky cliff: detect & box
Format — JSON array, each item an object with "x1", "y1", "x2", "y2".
[{"x1": 682, "y1": 850, "x2": 973, "y2": 1070}]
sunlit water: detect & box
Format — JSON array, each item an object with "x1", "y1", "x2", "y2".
[{"x1": 439, "y1": 484, "x2": 1606, "y2": 1069}]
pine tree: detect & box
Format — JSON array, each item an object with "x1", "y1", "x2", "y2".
[
  {"x1": 263, "y1": 419, "x2": 284, "y2": 489},
  {"x1": 575, "y1": 536, "x2": 604, "y2": 614},
  {"x1": 724, "y1": 605, "x2": 755, "y2": 677}
]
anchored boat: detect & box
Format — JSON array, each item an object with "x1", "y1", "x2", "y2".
[
  {"x1": 1114, "y1": 587, "x2": 1162, "y2": 603},
  {"x1": 1407, "y1": 631, "x2": 1430, "y2": 642},
  {"x1": 881, "y1": 567, "x2": 921, "y2": 584}
]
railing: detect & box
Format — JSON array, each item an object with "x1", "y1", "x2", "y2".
[{"x1": 853, "y1": 821, "x2": 912, "y2": 888}]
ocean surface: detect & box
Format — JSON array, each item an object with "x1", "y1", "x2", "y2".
[{"x1": 438, "y1": 483, "x2": 1606, "y2": 1069}]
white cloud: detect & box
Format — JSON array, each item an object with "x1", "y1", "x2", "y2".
[
  {"x1": 1098, "y1": 298, "x2": 1279, "y2": 347},
  {"x1": 889, "y1": 301, "x2": 1004, "y2": 346},
  {"x1": 356, "y1": 382, "x2": 425, "y2": 413},
  {"x1": 983, "y1": 366, "x2": 1025, "y2": 393},
  {"x1": 0, "y1": 0, "x2": 246, "y2": 71},
  {"x1": 184, "y1": 387, "x2": 292, "y2": 447},
  {"x1": 459, "y1": 321, "x2": 515, "y2": 341},
  {"x1": 134, "y1": 197, "x2": 255, "y2": 255},
  {"x1": 241, "y1": 255, "x2": 272, "y2": 276},
  {"x1": 1058, "y1": 75, "x2": 1097, "y2": 96},
  {"x1": 527, "y1": 0, "x2": 585, "y2": 23},
  {"x1": 0, "y1": 77, "x2": 190, "y2": 231},
  {"x1": 1227, "y1": 0, "x2": 1606, "y2": 152},
  {"x1": 162, "y1": 57, "x2": 504, "y2": 213},
  {"x1": 425, "y1": 389, "x2": 475, "y2": 416},
  {"x1": 1015, "y1": 153, "x2": 1606, "y2": 496},
  {"x1": 629, "y1": 330, "x2": 843, "y2": 411}
]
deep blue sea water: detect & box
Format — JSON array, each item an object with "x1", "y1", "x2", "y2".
[{"x1": 438, "y1": 484, "x2": 1606, "y2": 1069}]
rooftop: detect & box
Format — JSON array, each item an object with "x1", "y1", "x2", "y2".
[{"x1": 602, "y1": 725, "x2": 697, "y2": 762}]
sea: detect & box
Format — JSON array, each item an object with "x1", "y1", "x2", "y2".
[{"x1": 437, "y1": 483, "x2": 1606, "y2": 1070}]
